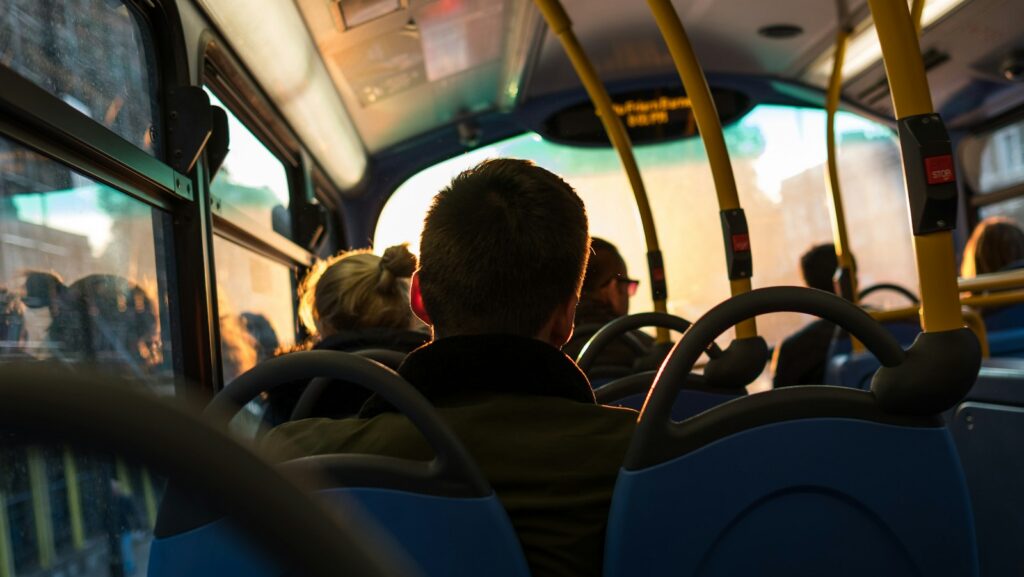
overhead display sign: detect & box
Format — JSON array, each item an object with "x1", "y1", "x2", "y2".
[{"x1": 542, "y1": 87, "x2": 750, "y2": 146}]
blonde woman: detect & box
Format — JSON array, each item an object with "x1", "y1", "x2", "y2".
[{"x1": 265, "y1": 244, "x2": 428, "y2": 423}]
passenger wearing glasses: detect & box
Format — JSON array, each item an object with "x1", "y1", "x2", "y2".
[{"x1": 563, "y1": 237, "x2": 656, "y2": 378}]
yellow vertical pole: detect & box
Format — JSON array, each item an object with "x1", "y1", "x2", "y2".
[
  {"x1": 532, "y1": 0, "x2": 671, "y2": 343},
  {"x1": 867, "y1": 0, "x2": 962, "y2": 332},
  {"x1": 62, "y1": 449, "x2": 85, "y2": 550},
  {"x1": 0, "y1": 491, "x2": 14, "y2": 577},
  {"x1": 141, "y1": 470, "x2": 157, "y2": 528},
  {"x1": 26, "y1": 448, "x2": 55, "y2": 569},
  {"x1": 645, "y1": 0, "x2": 757, "y2": 339},
  {"x1": 825, "y1": 27, "x2": 859, "y2": 302},
  {"x1": 910, "y1": 0, "x2": 926, "y2": 34}
]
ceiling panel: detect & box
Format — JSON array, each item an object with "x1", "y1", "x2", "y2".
[{"x1": 526, "y1": 0, "x2": 866, "y2": 98}]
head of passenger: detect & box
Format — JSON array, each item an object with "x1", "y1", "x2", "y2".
[
  {"x1": 239, "y1": 312, "x2": 279, "y2": 363},
  {"x1": 801, "y1": 243, "x2": 840, "y2": 294},
  {"x1": 23, "y1": 272, "x2": 160, "y2": 371},
  {"x1": 579, "y1": 238, "x2": 636, "y2": 317},
  {"x1": 220, "y1": 313, "x2": 259, "y2": 383},
  {"x1": 960, "y1": 217, "x2": 1024, "y2": 278},
  {"x1": 0, "y1": 287, "x2": 28, "y2": 358},
  {"x1": 416, "y1": 158, "x2": 589, "y2": 345},
  {"x1": 298, "y1": 244, "x2": 418, "y2": 342}
]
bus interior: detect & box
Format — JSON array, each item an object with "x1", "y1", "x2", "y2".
[{"x1": 0, "y1": 0, "x2": 1023, "y2": 575}]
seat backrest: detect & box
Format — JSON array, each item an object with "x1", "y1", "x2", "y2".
[
  {"x1": 980, "y1": 304, "x2": 1024, "y2": 356},
  {"x1": 594, "y1": 370, "x2": 741, "y2": 419},
  {"x1": 150, "y1": 352, "x2": 531, "y2": 577},
  {"x1": 947, "y1": 358, "x2": 1024, "y2": 576},
  {"x1": 825, "y1": 351, "x2": 881, "y2": 389},
  {"x1": 605, "y1": 389, "x2": 978, "y2": 577},
  {"x1": 149, "y1": 487, "x2": 527, "y2": 577}
]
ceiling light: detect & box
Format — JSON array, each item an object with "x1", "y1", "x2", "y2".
[{"x1": 809, "y1": 0, "x2": 970, "y2": 83}]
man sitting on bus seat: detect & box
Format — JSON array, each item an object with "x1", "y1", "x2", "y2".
[
  {"x1": 563, "y1": 237, "x2": 661, "y2": 377},
  {"x1": 771, "y1": 243, "x2": 848, "y2": 387},
  {"x1": 265, "y1": 159, "x2": 637, "y2": 577}
]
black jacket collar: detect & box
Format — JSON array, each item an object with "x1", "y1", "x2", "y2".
[
  {"x1": 314, "y1": 328, "x2": 428, "y2": 354},
  {"x1": 359, "y1": 334, "x2": 595, "y2": 417}
]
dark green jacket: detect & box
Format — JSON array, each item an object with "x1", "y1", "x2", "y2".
[{"x1": 265, "y1": 334, "x2": 637, "y2": 577}]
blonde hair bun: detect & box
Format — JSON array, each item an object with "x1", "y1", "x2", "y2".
[{"x1": 377, "y1": 244, "x2": 417, "y2": 294}]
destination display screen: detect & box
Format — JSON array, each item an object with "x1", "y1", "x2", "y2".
[{"x1": 542, "y1": 87, "x2": 750, "y2": 146}]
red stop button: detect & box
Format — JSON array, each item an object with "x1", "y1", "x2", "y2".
[
  {"x1": 731, "y1": 233, "x2": 750, "y2": 252},
  {"x1": 924, "y1": 154, "x2": 955, "y2": 185}
]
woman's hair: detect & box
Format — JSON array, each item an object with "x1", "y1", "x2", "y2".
[
  {"x1": 961, "y1": 217, "x2": 1024, "y2": 278},
  {"x1": 298, "y1": 244, "x2": 418, "y2": 339}
]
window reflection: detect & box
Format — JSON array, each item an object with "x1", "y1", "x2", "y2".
[
  {"x1": 375, "y1": 105, "x2": 917, "y2": 346},
  {"x1": 0, "y1": 0, "x2": 161, "y2": 156},
  {"x1": 0, "y1": 134, "x2": 177, "y2": 575},
  {"x1": 213, "y1": 236, "x2": 296, "y2": 385}
]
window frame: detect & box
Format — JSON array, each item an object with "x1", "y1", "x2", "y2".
[
  {"x1": 0, "y1": 0, "x2": 215, "y2": 394},
  {"x1": 965, "y1": 107, "x2": 1024, "y2": 227}
]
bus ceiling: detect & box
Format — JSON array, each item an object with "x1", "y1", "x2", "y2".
[{"x1": 197, "y1": 0, "x2": 1022, "y2": 195}]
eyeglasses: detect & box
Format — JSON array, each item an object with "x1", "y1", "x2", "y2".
[{"x1": 615, "y1": 276, "x2": 640, "y2": 297}]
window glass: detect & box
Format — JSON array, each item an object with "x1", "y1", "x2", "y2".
[
  {"x1": 1, "y1": 0, "x2": 162, "y2": 156},
  {"x1": 374, "y1": 105, "x2": 916, "y2": 347},
  {"x1": 0, "y1": 446, "x2": 163, "y2": 577},
  {"x1": 0, "y1": 134, "x2": 177, "y2": 573},
  {"x1": 205, "y1": 89, "x2": 293, "y2": 239},
  {"x1": 965, "y1": 117, "x2": 1024, "y2": 195},
  {"x1": 213, "y1": 236, "x2": 296, "y2": 385}
]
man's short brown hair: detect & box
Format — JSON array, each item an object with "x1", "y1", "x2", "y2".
[{"x1": 418, "y1": 159, "x2": 590, "y2": 337}]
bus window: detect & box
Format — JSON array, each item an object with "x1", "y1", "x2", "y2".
[
  {"x1": 212, "y1": 236, "x2": 297, "y2": 385},
  {"x1": 0, "y1": 135, "x2": 177, "y2": 389},
  {"x1": 1, "y1": 0, "x2": 161, "y2": 155},
  {"x1": 375, "y1": 104, "x2": 916, "y2": 346},
  {"x1": 963, "y1": 117, "x2": 1024, "y2": 222},
  {"x1": 205, "y1": 89, "x2": 293, "y2": 239}
]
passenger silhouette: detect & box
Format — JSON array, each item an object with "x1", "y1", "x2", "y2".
[
  {"x1": 961, "y1": 216, "x2": 1024, "y2": 279},
  {"x1": 771, "y1": 244, "x2": 850, "y2": 387},
  {"x1": 563, "y1": 237, "x2": 657, "y2": 377},
  {"x1": 960, "y1": 217, "x2": 1024, "y2": 334},
  {"x1": 239, "y1": 312, "x2": 279, "y2": 363},
  {"x1": 23, "y1": 272, "x2": 160, "y2": 377},
  {"x1": 263, "y1": 244, "x2": 428, "y2": 423},
  {"x1": 266, "y1": 159, "x2": 636, "y2": 577},
  {"x1": 0, "y1": 287, "x2": 30, "y2": 360}
]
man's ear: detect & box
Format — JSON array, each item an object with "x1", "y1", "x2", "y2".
[
  {"x1": 410, "y1": 272, "x2": 432, "y2": 326},
  {"x1": 550, "y1": 294, "x2": 579, "y2": 347}
]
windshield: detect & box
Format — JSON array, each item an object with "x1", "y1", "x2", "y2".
[{"x1": 375, "y1": 104, "x2": 917, "y2": 347}]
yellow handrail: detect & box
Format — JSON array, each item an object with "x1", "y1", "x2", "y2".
[
  {"x1": 960, "y1": 309, "x2": 990, "y2": 359},
  {"x1": 871, "y1": 288, "x2": 1024, "y2": 322},
  {"x1": 532, "y1": 0, "x2": 670, "y2": 342},
  {"x1": 825, "y1": 25, "x2": 858, "y2": 302},
  {"x1": 867, "y1": 0, "x2": 963, "y2": 332},
  {"x1": 646, "y1": 0, "x2": 757, "y2": 340},
  {"x1": 959, "y1": 269, "x2": 1024, "y2": 293}
]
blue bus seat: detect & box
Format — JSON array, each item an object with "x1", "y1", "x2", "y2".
[
  {"x1": 824, "y1": 351, "x2": 879, "y2": 389},
  {"x1": 605, "y1": 406, "x2": 977, "y2": 577},
  {"x1": 594, "y1": 370, "x2": 743, "y2": 420},
  {"x1": 825, "y1": 321, "x2": 920, "y2": 389},
  {"x1": 149, "y1": 486, "x2": 527, "y2": 577},
  {"x1": 604, "y1": 389, "x2": 738, "y2": 420},
  {"x1": 947, "y1": 358, "x2": 1024, "y2": 576},
  {"x1": 150, "y1": 351, "x2": 532, "y2": 577}
]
